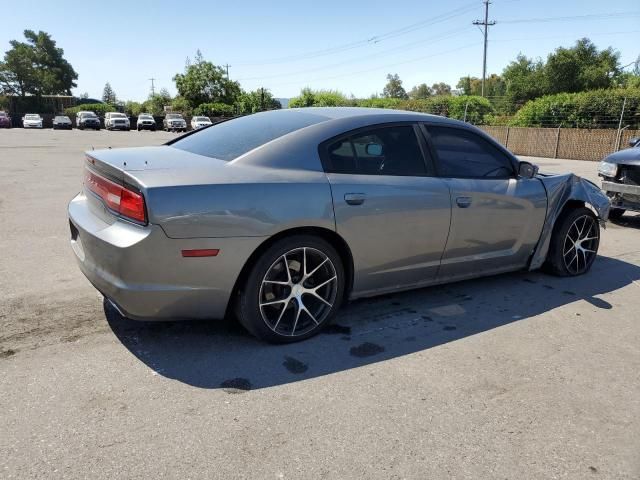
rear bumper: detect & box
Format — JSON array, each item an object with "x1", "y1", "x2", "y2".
[{"x1": 68, "y1": 192, "x2": 265, "y2": 320}]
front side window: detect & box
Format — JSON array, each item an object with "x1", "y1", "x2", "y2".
[
  {"x1": 324, "y1": 125, "x2": 428, "y2": 176},
  {"x1": 426, "y1": 126, "x2": 514, "y2": 178}
]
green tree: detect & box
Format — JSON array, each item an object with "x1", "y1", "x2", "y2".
[
  {"x1": 173, "y1": 50, "x2": 241, "y2": 108},
  {"x1": 237, "y1": 88, "x2": 281, "y2": 114},
  {"x1": 102, "y1": 82, "x2": 116, "y2": 104},
  {"x1": 170, "y1": 96, "x2": 192, "y2": 115},
  {"x1": 544, "y1": 38, "x2": 621, "y2": 94},
  {"x1": 456, "y1": 76, "x2": 473, "y2": 96},
  {"x1": 143, "y1": 88, "x2": 172, "y2": 115},
  {"x1": 502, "y1": 54, "x2": 546, "y2": 108},
  {"x1": 0, "y1": 30, "x2": 77, "y2": 97},
  {"x1": 124, "y1": 101, "x2": 143, "y2": 116},
  {"x1": 431, "y1": 82, "x2": 452, "y2": 96},
  {"x1": 408, "y1": 83, "x2": 432, "y2": 99},
  {"x1": 457, "y1": 75, "x2": 506, "y2": 98},
  {"x1": 382, "y1": 73, "x2": 408, "y2": 99}
]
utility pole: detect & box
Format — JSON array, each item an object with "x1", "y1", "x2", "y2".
[
  {"x1": 473, "y1": 0, "x2": 495, "y2": 97},
  {"x1": 223, "y1": 64, "x2": 231, "y2": 79},
  {"x1": 149, "y1": 78, "x2": 156, "y2": 96}
]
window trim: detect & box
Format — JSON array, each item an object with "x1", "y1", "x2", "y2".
[
  {"x1": 420, "y1": 123, "x2": 519, "y2": 180},
  {"x1": 318, "y1": 122, "x2": 436, "y2": 177}
]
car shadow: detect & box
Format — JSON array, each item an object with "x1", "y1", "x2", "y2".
[
  {"x1": 609, "y1": 211, "x2": 640, "y2": 230},
  {"x1": 105, "y1": 255, "x2": 640, "y2": 391}
]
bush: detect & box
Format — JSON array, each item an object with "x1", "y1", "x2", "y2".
[
  {"x1": 65, "y1": 103, "x2": 116, "y2": 116},
  {"x1": 353, "y1": 98, "x2": 402, "y2": 109},
  {"x1": 194, "y1": 102, "x2": 235, "y2": 117},
  {"x1": 510, "y1": 88, "x2": 640, "y2": 128},
  {"x1": 397, "y1": 95, "x2": 494, "y2": 124},
  {"x1": 289, "y1": 88, "x2": 350, "y2": 108}
]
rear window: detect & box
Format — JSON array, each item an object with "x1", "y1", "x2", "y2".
[{"x1": 170, "y1": 111, "x2": 328, "y2": 161}]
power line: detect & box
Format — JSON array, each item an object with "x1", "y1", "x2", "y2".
[
  {"x1": 473, "y1": 0, "x2": 495, "y2": 97},
  {"x1": 499, "y1": 11, "x2": 640, "y2": 24},
  {"x1": 265, "y1": 42, "x2": 481, "y2": 87},
  {"x1": 233, "y1": 2, "x2": 478, "y2": 66},
  {"x1": 236, "y1": 27, "x2": 469, "y2": 82}
]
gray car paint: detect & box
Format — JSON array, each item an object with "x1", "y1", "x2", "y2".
[{"x1": 68, "y1": 107, "x2": 610, "y2": 321}]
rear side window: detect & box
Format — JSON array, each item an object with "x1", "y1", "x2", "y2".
[
  {"x1": 426, "y1": 126, "x2": 514, "y2": 178},
  {"x1": 324, "y1": 125, "x2": 428, "y2": 176},
  {"x1": 171, "y1": 111, "x2": 328, "y2": 161}
]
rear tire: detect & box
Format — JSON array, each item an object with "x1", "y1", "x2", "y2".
[
  {"x1": 546, "y1": 207, "x2": 600, "y2": 277},
  {"x1": 236, "y1": 235, "x2": 345, "y2": 343}
]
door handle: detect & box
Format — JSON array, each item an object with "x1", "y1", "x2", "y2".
[
  {"x1": 344, "y1": 193, "x2": 366, "y2": 205},
  {"x1": 456, "y1": 196, "x2": 472, "y2": 208}
]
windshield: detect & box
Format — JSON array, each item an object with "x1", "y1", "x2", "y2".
[
  {"x1": 25, "y1": 115, "x2": 40, "y2": 119},
  {"x1": 0, "y1": 113, "x2": 6, "y2": 117},
  {"x1": 139, "y1": 115, "x2": 152, "y2": 119},
  {"x1": 111, "y1": 113, "x2": 126, "y2": 118},
  {"x1": 194, "y1": 116, "x2": 210, "y2": 122},
  {"x1": 166, "y1": 114, "x2": 183, "y2": 119},
  {"x1": 55, "y1": 116, "x2": 70, "y2": 121},
  {"x1": 81, "y1": 112, "x2": 97, "y2": 118},
  {"x1": 170, "y1": 111, "x2": 328, "y2": 161}
]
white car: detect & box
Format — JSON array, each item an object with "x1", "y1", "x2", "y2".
[
  {"x1": 190, "y1": 116, "x2": 212, "y2": 130},
  {"x1": 105, "y1": 112, "x2": 131, "y2": 131},
  {"x1": 136, "y1": 113, "x2": 156, "y2": 131},
  {"x1": 163, "y1": 113, "x2": 187, "y2": 132},
  {"x1": 22, "y1": 114, "x2": 43, "y2": 129}
]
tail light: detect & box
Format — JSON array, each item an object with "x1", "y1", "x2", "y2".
[{"x1": 84, "y1": 169, "x2": 147, "y2": 224}]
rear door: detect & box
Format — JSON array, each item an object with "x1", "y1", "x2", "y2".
[
  {"x1": 323, "y1": 123, "x2": 452, "y2": 297},
  {"x1": 422, "y1": 124, "x2": 547, "y2": 281}
]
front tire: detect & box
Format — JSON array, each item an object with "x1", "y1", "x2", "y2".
[
  {"x1": 236, "y1": 235, "x2": 345, "y2": 343},
  {"x1": 546, "y1": 207, "x2": 600, "y2": 277}
]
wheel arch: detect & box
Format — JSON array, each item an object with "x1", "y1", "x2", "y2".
[{"x1": 225, "y1": 226, "x2": 355, "y2": 317}]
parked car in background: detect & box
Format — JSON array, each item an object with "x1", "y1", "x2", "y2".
[
  {"x1": 0, "y1": 111, "x2": 11, "y2": 128},
  {"x1": 53, "y1": 115, "x2": 73, "y2": 130},
  {"x1": 76, "y1": 111, "x2": 101, "y2": 130},
  {"x1": 599, "y1": 136, "x2": 640, "y2": 219},
  {"x1": 191, "y1": 116, "x2": 212, "y2": 130},
  {"x1": 23, "y1": 114, "x2": 43, "y2": 128},
  {"x1": 163, "y1": 113, "x2": 187, "y2": 132},
  {"x1": 136, "y1": 114, "x2": 156, "y2": 131},
  {"x1": 68, "y1": 108, "x2": 610, "y2": 343},
  {"x1": 105, "y1": 112, "x2": 131, "y2": 131}
]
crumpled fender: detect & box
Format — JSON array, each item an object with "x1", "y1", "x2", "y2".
[{"x1": 529, "y1": 173, "x2": 610, "y2": 270}]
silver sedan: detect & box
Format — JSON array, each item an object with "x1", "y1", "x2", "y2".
[{"x1": 68, "y1": 108, "x2": 610, "y2": 343}]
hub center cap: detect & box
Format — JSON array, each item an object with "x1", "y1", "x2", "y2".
[{"x1": 292, "y1": 284, "x2": 304, "y2": 297}]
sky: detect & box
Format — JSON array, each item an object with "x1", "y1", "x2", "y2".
[{"x1": 3, "y1": 0, "x2": 639, "y2": 101}]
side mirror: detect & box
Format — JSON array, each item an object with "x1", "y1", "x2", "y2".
[
  {"x1": 365, "y1": 143, "x2": 383, "y2": 156},
  {"x1": 629, "y1": 137, "x2": 640, "y2": 147},
  {"x1": 518, "y1": 161, "x2": 538, "y2": 179}
]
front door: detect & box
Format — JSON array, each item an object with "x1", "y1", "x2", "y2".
[{"x1": 423, "y1": 124, "x2": 547, "y2": 281}]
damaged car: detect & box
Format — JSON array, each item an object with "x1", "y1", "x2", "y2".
[
  {"x1": 599, "y1": 137, "x2": 640, "y2": 219},
  {"x1": 68, "y1": 108, "x2": 610, "y2": 343}
]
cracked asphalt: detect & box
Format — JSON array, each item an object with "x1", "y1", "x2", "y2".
[{"x1": 1, "y1": 129, "x2": 639, "y2": 479}]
